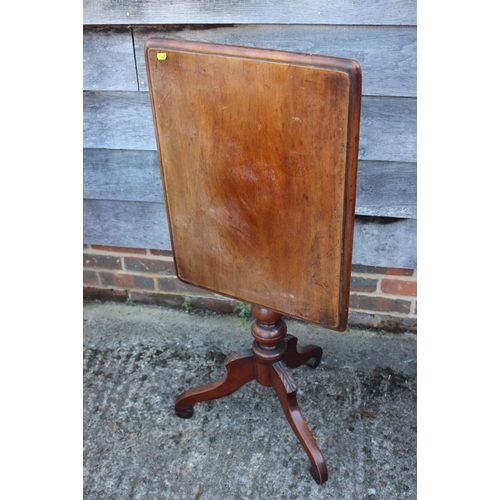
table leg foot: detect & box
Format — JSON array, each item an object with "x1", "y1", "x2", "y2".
[
  {"x1": 176, "y1": 405, "x2": 194, "y2": 419},
  {"x1": 284, "y1": 334, "x2": 323, "y2": 369},
  {"x1": 271, "y1": 360, "x2": 328, "y2": 484},
  {"x1": 174, "y1": 349, "x2": 255, "y2": 417}
]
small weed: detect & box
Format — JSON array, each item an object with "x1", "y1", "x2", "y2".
[
  {"x1": 182, "y1": 300, "x2": 193, "y2": 312},
  {"x1": 235, "y1": 302, "x2": 251, "y2": 327},
  {"x1": 235, "y1": 302, "x2": 251, "y2": 318},
  {"x1": 125, "y1": 298, "x2": 137, "y2": 306}
]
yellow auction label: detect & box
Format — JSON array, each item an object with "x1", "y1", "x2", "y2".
[{"x1": 157, "y1": 53, "x2": 168, "y2": 60}]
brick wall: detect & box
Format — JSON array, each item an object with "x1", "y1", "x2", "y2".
[{"x1": 84, "y1": 245, "x2": 417, "y2": 332}]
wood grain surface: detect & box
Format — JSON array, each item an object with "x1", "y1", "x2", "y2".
[
  {"x1": 83, "y1": 0, "x2": 416, "y2": 26},
  {"x1": 145, "y1": 39, "x2": 361, "y2": 329}
]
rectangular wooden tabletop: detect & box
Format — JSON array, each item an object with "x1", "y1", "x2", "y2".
[{"x1": 145, "y1": 39, "x2": 361, "y2": 330}]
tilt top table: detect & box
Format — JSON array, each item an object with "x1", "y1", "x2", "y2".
[{"x1": 145, "y1": 38, "x2": 361, "y2": 484}]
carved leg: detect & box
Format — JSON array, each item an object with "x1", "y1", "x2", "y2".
[
  {"x1": 284, "y1": 334, "x2": 323, "y2": 369},
  {"x1": 175, "y1": 349, "x2": 255, "y2": 418},
  {"x1": 271, "y1": 360, "x2": 328, "y2": 484}
]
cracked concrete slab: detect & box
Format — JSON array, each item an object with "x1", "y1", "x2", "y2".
[{"x1": 83, "y1": 301, "x2": 416, "y2": 499}]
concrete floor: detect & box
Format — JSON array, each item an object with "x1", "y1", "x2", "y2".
[{"x1": 83, "y1": 301, "x2": 417, "y2": 499}]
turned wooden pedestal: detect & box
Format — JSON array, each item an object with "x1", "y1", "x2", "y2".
[{"x1": 175, "y1": 305, "x2": 328, "y2": 484}]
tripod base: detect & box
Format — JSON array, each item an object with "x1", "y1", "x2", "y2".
[{"x1": 174, "y1": 306, "x2": 328, "y2": 484}]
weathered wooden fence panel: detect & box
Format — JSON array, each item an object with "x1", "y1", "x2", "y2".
[
  {"x1": 358, "y1": 97, "x2": 416, "y2": 164},
  {"x1": 83, "y1": 27, "x2": 138, "y2": 91},
  {"x1": 83, "y1": 149, "x2": 164, "y2": 203},
  {"x1": 84, "y1": 149, "x2": 416, "y2": 219},
  {"x1": 83, "y1": 198, "x2": 417, "y2": 269},
  {"x1": 355, "y1": 162, "x2": 416, "y2": 219},
  {"x1": 83, "y1": 0, "x2": 416, "y2": 26},
  {"x1": 84, "y1": 25, "x2": 416, "y2": 97},
  {"x1": 83, "y1": 92, "x2": 417, "y2": 163},
  {"x1": 83, "y1": 92, "x2": 156, "y2": 151},
  {"x1": 353, "y1": 217, "x2": 417, "y2": 269},
  {"x1": 84, "y1": 199, "x2": 172, "y2": 251}
]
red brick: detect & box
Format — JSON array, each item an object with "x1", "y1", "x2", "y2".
[
  {"x1": 100, "y1": 272, "x2": 135, "y2": 288},
  {"x1": 377, "y1": 315, "x2": 417, "y2": 332},
  {"x1": 83, "y1": 270, "x2": 99, "y2": 285},
  {"x1": 99, "y1": 272, "x2": 155, "y2": 290},
  {"x1": 349, "y1": 294, "x2": 411, "y2": 314},
  {"x1": 149, "y1": 249, "x2": 174, "y2": 257},
  {"x1": 383, "y1": 267, "x2": 415, "y2": 276},
  {"x1": 157, "y1": 277, "x2": 209, "y2": 295},
  {"x1": 351, "y1": 264, "x2": 414, "y2": 276},
  {"x1": 83, "y1": 253, "x2": 122, "y2": 270},
  {"x1": 90, "y1": 245, "x2": 147, "y2": 254},
  {"x1": 189, "y1": 296, "x2": 238, "y2": 314},
  {"x1": 131, "y1": 275, "x2": 155, "y2": 290},
  {"x1": 124, "y1": 256, "x2": 175, "y2": 275},
  {"x1": 381, "y1": 279, "x2": 417, "y2": 296},
  {"x1": 350, "y1": 276, "x2": 378, "y2": 293},
  {"x1": 128, "y1": 291, "x2": 185, "y2": 308},
  {"x1": 83, "y1": 287, "x2": 128, "y2": 302}
]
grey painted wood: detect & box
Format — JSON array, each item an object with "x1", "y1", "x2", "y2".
[
  {"x1": 84, "y1": 199, "x2": 171, "y2": 250},
  {"x1": 83, "y1": 199, "x2": 416, "y2": 268},
  {"x1": 84, "y1": 149, "x2": 416, "y2": 218},
  {"x1": 83, "y1": 92, "x2": 416, "y2": 163},
  {"x1": 130, "y1": 25, "x2": 416, "y2": 97},
  {"x1": 83, "y1": 27, "x2": 138, "y2": 91},
  {"x1": 83, "y1": 0, "x2": 416, "y2": 26}
]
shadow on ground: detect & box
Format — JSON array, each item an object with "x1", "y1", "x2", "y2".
[{"x1": 83, "y1": 301, "x2": 416, "y2": 500}]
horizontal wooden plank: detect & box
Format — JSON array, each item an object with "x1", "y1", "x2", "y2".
[
  {"x1": 125, "y1": 25, "x2": 417, "y2": 97},
  {"x1": 359, "y1": 96, "x2": 416, "y2": 164},
  {"x1": 355, "y1": 162, "x2": 416, "y2": 218},
  {"x1": 84, "y1": 149, "x2": 416, "y2": 218},
  {"x1": 83, "y1": 199, "x2": 416, "y2": 268},
  {"x1": 83, "y1": 91, "x2": 156, "y2": 151},
  {"x1": 83, "y1": 0, "x2": 416, "y2": 26},
  {"x1": 83, "y1": 149, "x2": 163, "y2": 203},
  {"x1": 83, "y1": 27, "x2": 138, "y2": 91},
  {"x1": 353, "y1": 217, "x2": 417, "y2": 269},
  {"x1": 83, "y1": 199, "x2": 171, "y2": 250},
  {"x1": 83, "y1": 92, "x2": 416, "y2": 163}
]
